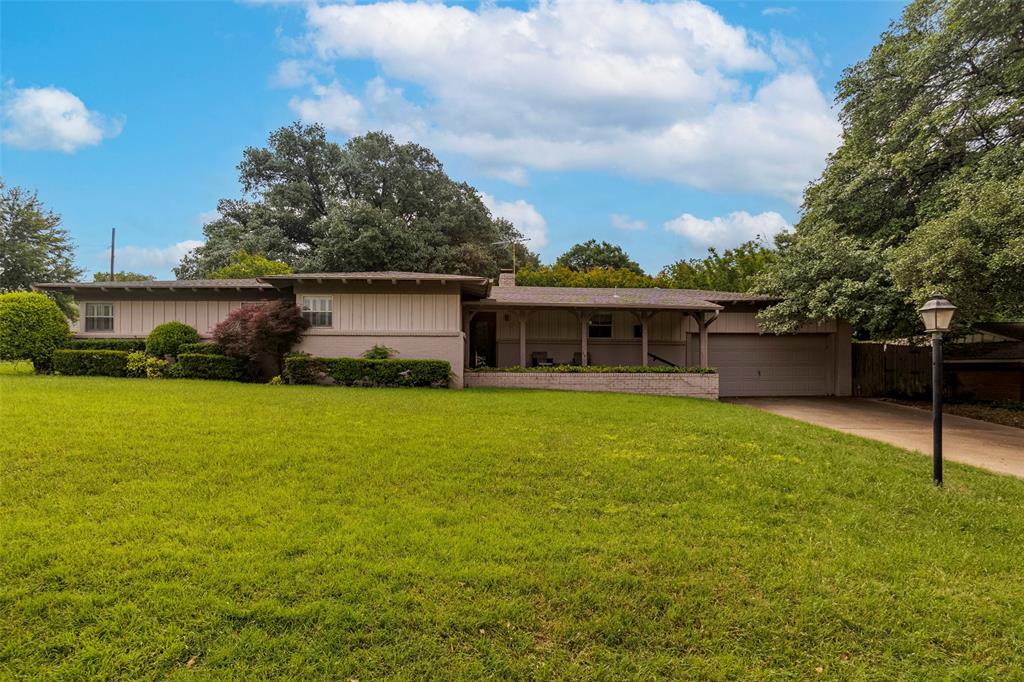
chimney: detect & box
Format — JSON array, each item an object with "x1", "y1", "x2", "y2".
[{"x1": 497, "y1": 269, "x2": 516, "y2": 288}]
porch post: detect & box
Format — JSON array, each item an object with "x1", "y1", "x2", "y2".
[
  {"x1": 518, "y1": 310, "x2": 528, "y2": 367},
  {"x1": 641, "y1": 314, "x2": 649, "y2": 367},
  {"x1": 464, "y1": 310, "x2": 477, "y2": 369},
  {"x1": 698, "y1": 312, "x2": 709, "y2": 368},
  {"x1": 580, "y1": 312, "x2": 590, "y2": 366}
]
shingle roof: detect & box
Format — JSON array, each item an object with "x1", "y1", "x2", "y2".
[
  {"x1": 470, "y1": 285, "x2": 723, "y2": 311},
  {"x1": 973, "y1": 322, "x2": 1024, "y2": 342},
  {"x1": 34, "y1": 278, "x2": 273, "y2": 292},
  {"x1": 258, "y1": 272, "x2": 490, "y2": 284},
  {"x1": 670, "y1": 289, "x2": 778, "y2": 304}
]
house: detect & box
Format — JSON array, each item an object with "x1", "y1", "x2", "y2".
[{"x1": 35, "y1": 270, "x2": 852, "y2": 398}]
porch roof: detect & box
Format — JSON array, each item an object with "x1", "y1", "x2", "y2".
[{"x1": 466, "y1": 285, "x2": 724, "y2": 311}]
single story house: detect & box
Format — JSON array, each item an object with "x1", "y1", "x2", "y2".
[{"x1": 35, "y1": 270, "x2": 852, "y2": 398}]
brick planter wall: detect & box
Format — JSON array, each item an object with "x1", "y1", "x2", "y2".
[{"x1": 464, "y1": 372, "x2": 719, "y2": 399}]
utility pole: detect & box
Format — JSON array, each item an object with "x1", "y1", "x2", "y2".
[{"x1": 110, "y1": 228, "x2": 116, "y2": 280}]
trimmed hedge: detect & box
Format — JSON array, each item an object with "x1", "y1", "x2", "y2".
[
  {"x1": 146, "y1": 322, "x2": 200, "y2": 357},
  {"x1": 52, "y1": 349, "x2": 129, "y2": 377},
  {"x1": 65, "y1": 338, "x2": 146, "y2": 352},
  {"x1": 177, "y1": 341, "x2": 224, "y2": 355},
  {"x1": 285, "y1": 356, "x2": 451, "y2": 388},
  {"x1": 171, "y1": 353, "x2": 246, "y2": 381},
  {"x1": 0, "y1": 292, "x2": 71, "y2": 373},
  {"x1": 469, "y1": 364, "x2": 717, "y2": 374}
]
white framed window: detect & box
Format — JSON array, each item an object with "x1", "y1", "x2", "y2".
[
  {"x1": 301, "y1": 296, "x2": 333, "y2": 328},
  {"x1": 84, "y1": 302, "x2": 114, "y2": 332},
  {"x1": 588, "y1": 313, "x2": 613, "y2": 338}
]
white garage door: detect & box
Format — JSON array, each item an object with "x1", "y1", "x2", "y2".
[{"x1": 710, "y1": 334, "x2": 832, "y2": 397}]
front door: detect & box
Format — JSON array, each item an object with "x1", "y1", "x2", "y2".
[{"x1": 469, "y1": 312, "x2": 497, "y2": 368}]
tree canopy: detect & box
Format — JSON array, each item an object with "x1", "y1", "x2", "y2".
[
  {"x1": 517, "y1": 265, "x2": 659, "y2": 288},
  {"x1": 555, "y1": 240, "x2": 644, "y2": 275},
  {"x1": 757, "y1": 0, "x2": 1024, "y2": 337},
  {"x1": 0, "y1": 183, "x2": 82, "y2": 317},
  {"x1": 660, "y1": 241, "x2": 774, "y2": 292},
  {"x1": 93, "y1": 272, "x2": 155, "y2": 282},
  {"x1": 208, "y1": 250, "x2": 292, "y2": 279},
  {"x1": 176, "y1": 124, "x2": 534, "y2": 279}
]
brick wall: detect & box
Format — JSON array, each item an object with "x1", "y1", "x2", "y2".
[{"x1": 464, "y1": 371, "x2": 719, "y2": 399}]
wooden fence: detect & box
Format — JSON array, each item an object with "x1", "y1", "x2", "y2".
[{"x1": 852, "y1": 342, "x2": 932, "y2": 397}]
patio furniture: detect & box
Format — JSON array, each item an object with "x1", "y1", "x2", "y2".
[{"x1": 531, "y1": 351, "x2": 555, "y2": 367}]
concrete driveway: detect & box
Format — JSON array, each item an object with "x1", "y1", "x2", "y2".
[{"x1": 730, "y1": 397, "x2": 1024, "y2": 479}]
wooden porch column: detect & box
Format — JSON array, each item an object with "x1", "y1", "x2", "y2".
[
  {"x1": 577, "y1": 311, "x2": 592, "y2": 366},
  {"x1": 632, "y1": 310, "x2": 653, "y2": 366},
  {"x1": 463, "y1": 310, "x2": 477, "y2": 369},
  {"x1": 518, "y1": 310, "x2": 528, "y2": 367},
  {"x1": 697, "y1": 311, "x2": 720, "y2": 368}
]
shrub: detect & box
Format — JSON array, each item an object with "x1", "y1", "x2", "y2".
[
  {"x1": 146, "y1": 322, "x2": 200, "y2": 357},
  {"x1": 285, "y1": 356, "x2": 451, "y2": 388},
  {"x1": 0, "y1": 292, "x2": 71, "y2": 373},
  {"x1": 172, "y1": 353, "x2": 246, "y2": 381},
  {"x1": 469, "y1": 364, "x2": 717, "y2": 374},
  {"x1": 52, "y1": 349, "x2": 128, "y2": 377},
  {"x1": 126, "y1": 351, "x2": 166, "y2": 378},
  {"x1": 362, "y1": 344, "x2": 396, "y2": 359},
  {"x1": 65, "y1": 338, "x2": 146, "y2": 352},
  {"x1": 177, "y1": 341, "x2": 224, "y2": 355},
  {"x1": 213, "y1": 300, "x2": 309, "y2": 379}
]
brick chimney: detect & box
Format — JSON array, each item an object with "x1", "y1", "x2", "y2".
[{"x1": 497, "y1": 269, "x2": 516, "y2": 288}]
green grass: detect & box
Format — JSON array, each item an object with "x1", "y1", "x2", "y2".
[{"x1": 2, "y1": 376, "x2": 1023, "y2": 680}]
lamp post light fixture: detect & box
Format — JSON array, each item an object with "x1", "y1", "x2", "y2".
[{"x1": 918, "y1": 293, "x2": 957, "y2": 486}]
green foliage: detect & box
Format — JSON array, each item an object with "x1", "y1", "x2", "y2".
[
  {"x1": 555, "y1": 239, "x2": 644, "y2": 274},
  {"x1": 208, "y1": 250, "x2": 292, "y2": 279},
  {"x1": 171, "y1": 353, "x2": 246, "y2": 381},
  {"x1": 92, "y1": 272, "x2": 155, "y2": 282},
  {"x1": 212, "y1": 300, "x2": 309, "y2": 379},
  {"x1": 361, "y1": 344, "x2": 396, "y2": 360},
  {"x1": 0, "y1": 291, "x2": 71, "y2": 372},
  {"x1": 0, "y1": 183, "x2": 82, "y2": 318},
  {"x1": 661, "y1": 241, "x2": 775, "y2": 292},
  {"x1": 65, "y1": 338, "x2": 146, "y2": 352},
  {"x1": 145, "y1": 322, "x2": 200, "y2": 357},
  {"x1": 177, "y1": 341, "x2": 224, "y2": 355},
  {"x1": 5, "y1": 376, "x2": 1024, "y2": 678},
  {"x1": 757, "y1": 0, "x2": 1024, "y2": 337},
  {"x1": 516, "y1": 265, "x2": 660, "y2": 288},
  {"x1": 472, "y1": 364, "x2": 716, "y2": 374},
  {"x1": 51, "y1": 349, "x2": 129, "y2": 377},
  {"x1": 125, "y1": 351, "x2": 166, "y2": 379},
  {"x1": 175, "y1": 124, "x2": 537, "y2": 279},
  {"x1": 284, "y1": 356, "x2": 451, "y2": 388}
]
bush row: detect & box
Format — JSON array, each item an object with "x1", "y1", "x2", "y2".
[
  {"x1": 285, "y1": 356, "x2": 451, "y2": 388},
  {"x1": 52, "y1": 349, "x2": 245, "y2": 381},
  {"x1": 177, "y1": 342, "x2": 224, "y2": 355},
  {"x1": 469, "y1": 364, "x2": 716, "y2": 374},
  {"x1": 65, "y1": 338, "x2": 147, "y2": 352}
]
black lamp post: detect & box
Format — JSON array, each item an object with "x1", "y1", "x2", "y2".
[{"x1": 918, "y1": 293, "x2": 957, "y2": 486}]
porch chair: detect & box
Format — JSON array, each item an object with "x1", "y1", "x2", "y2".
[{"x1": 531, "y1": 351, "x2": 555, "y2": 367}]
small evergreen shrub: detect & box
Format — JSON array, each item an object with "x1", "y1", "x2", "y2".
[
  {"x1": 172, "y1": 353, "x2": 246, "y2": 381},
  {"x1": 146, "y1": 322, "x2": 200, "y2": 357},
  {"x1": 362, "y1": 344, "x2": 396, "y2": 359},
  {"x1": 126, "y1": 351, "x2": 166, "y2": 378},
  {"x1": 52, "y1": 349, "x2": 129, "y2": 377},
  {"x1": 177, "y1": 341, "x2": 224, "y2": 355},
  {"x1": 0, "y1": 292, "x2": 71, "y2": 373},
  {"x1": 65, "y1": 338, "x2": 146, "y2": 352},
  {"x1": 285, "y1": 356, "x2": 451, "y2": 388}
]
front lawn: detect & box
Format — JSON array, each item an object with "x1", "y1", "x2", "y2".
[{"x1": 2, "y1": 376, "x2": 1023, "y2": 678}]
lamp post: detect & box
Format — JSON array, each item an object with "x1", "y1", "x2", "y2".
[{"x1": 918, "y1": 293, "x2": 957, "y2": 486}]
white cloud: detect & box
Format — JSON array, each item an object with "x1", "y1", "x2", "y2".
[
  {"x1": 611, "y1": 213, "x2": 646, "y2": 231},
  {"x1": 100, "y1": 240, "x2": 204, "y2": 274},
  {"x1": 480, "y1": 193, "x2": 549, "y2": 248},
  {"x1": 285, "y1": 0, "x2": 839, "y2": 202},
  {"x1": 1, "y1": 85, "x2": 123, "y2": 153},
  {"x1": 196, "y1": 210, "x2": 220, "y2": 226},
  {"x1": 762, "y1": 7, "x2": 797, "y2": 16},
  {"x1": 483, "y1": 166, "x2": 530, "y2": 187},
  {"x1": 663, "y1": 211, "x2": 789, "y2": 249}
]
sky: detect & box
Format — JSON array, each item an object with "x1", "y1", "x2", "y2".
[{"x1": 1, "y1": 0, "x2": 904, "y2": 279}]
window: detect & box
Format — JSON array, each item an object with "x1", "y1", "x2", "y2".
[
  {"x1": 588, "y1": 313, "x2": 612, "y2": 338},
  {"x1": 301, "y1": 296, "x2": 333, "y2": 327},
  {"x1": 84, "y1": 302, "x2": 114, "y2": 332},
  {"x1": 633, "y1": 324, "x2": 643, "y2": 339}
]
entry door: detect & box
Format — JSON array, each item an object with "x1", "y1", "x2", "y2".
[{"x1": 469, "y1": 313, "x2": 497, "y2": 368}]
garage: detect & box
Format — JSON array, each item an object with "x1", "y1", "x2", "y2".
[{"x1": 708, "y1": 333, "x2": 834, "y2": 397}]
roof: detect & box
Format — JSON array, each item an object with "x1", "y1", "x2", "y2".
[
  {"x1": 34, "y1": 278, "x2": 274, "y2": 292},
  {"x1": 973, "y1": 322, "x2": 1024, "y2": 342},
  {"x1": 669, "y1": 289, "x2": 777, "y2": 304},
  {"x1": 468, "y1": 285, "x2": 724, "y2": 311},
  {"x1": 257, "y1": 271, "x2": 490, "y2": 285},
  {"x1": 947, "y1": 341, "x2": 1024, "y2": 363}
]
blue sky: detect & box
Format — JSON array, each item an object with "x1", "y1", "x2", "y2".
[{"x1": 1, "y1": 0, "x2": 903, "y2": 279}]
